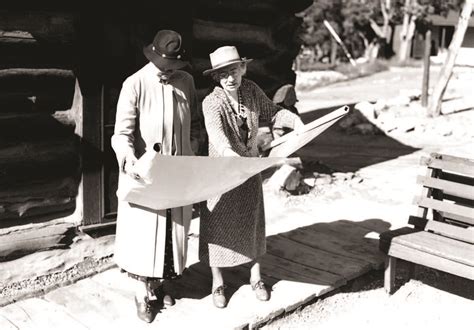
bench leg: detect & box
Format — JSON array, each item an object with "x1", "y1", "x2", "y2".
[
  {"x1": 408, "y1": 262, "x2": 417, "y2": 279},
  {"x1": 384, "y1": 256, "x2": 397, "y2": 294}
]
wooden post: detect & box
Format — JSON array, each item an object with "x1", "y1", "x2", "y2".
[
  {"x1": 421, "y1": 30, "x2": 431, "y2": 107},
  {"x1": 428, "y1": 0, "x2": 473, "y2": 117},
  {"x1": 440, "y1": 27, "x2": 446, "y2": 50},
  {"x1": 330, "y1": 38, "x2": 337, "y2": 65}
]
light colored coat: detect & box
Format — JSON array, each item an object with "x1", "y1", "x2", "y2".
[{"x1": 111, "y1": 62, "x2": 198, "y2": 277}]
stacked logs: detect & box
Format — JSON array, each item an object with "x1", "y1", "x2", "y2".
[
  {"x1": 191, "y1": 0, "x2": 313, "y2": 100},
  {"x1": 0, "y1": 11, "x2": 79, "y2": 231}
]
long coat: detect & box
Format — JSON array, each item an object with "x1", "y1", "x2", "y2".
[
  {"x1": 112, "y1": 62, "x2": 199, "y2": 278},
  {"x1": 199, "y1": 79, "x2": 299, "y2": 267}
]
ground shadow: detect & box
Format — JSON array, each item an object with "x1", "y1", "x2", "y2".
[
  {"x1": 166, "y1": 218, "x2": 393, "y2": 302},
  {"x1": 296, "y1": 104, "x2": 420, "y2": 172}
]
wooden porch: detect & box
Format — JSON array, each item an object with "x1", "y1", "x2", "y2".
[{"x1": 0, "y1": 215, "x2": 387, "y2": 329}]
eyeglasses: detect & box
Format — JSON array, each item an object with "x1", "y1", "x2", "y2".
[{"x1": 217, "y1": 67, "x2": 240, "y2": 80}]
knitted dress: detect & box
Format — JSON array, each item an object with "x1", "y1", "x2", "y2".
[{"x1": 199, "y1": 79, "x2": 299, "y2": 267}]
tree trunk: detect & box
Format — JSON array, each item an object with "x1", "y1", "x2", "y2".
[
  {"x1": 428, "y1": 0, "x2": 473, "y2": 117},
  {"x1": 398, "y1": 0, "x2": 416, "y2": 63}
]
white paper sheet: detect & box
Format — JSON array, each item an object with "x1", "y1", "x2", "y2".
[
  {"x1": 118, "y1": 154, "x2": 283, "y2": 210},
  {"x1": 118, "y1": 106, "x2": 348, "y2": 210}
]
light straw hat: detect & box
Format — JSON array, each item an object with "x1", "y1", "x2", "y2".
[{"x1": 203, "y1": 46, "x2": 252, "y2": 75}]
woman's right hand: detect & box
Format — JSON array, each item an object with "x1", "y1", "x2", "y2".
[{"x1": 123, "y1": 154, "x2": 141, "y2": 180}]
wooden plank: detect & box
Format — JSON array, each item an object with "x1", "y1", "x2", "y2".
[
  {"x1": 43, "y1": 278, "x2": 149, "y2": 329},
  {"x1": 282, "y1": 226, "x2": 382, "y2": 269},
  {"x1": 416, "y1": 175, "x2": 474, "y2": 200},
  {"x1": 408, "y1": 216, "x2": 474, "y2": 244},
  {"x1": 0, "y1": 298, "x2": 87, "y2": 329},
  {"x1": 16, "y1": 298, "x2": 87, "y2": 329},
  {"x1": 391, "y1": 231, "x2": 474, "y2": 267},
  {"x1": 0, "y1": 315, "x2": 17, "y2": 330},
  {"x1": 414, "y1": 196, "x2": 474, "y2": 224},
  {"x1": 259, "y1": 257, "x2": 321, "y2": 284},
  {"x1": 439, "y1": 211, "x2": 474, "y2": 226},
  {"x1": 300, "y1": 221, "x2": 385, "y2": 266},
  {"x1": 421, "y1": 156, "x2": 474, "y2": 177},
  {"x1": 260, "y1": 253, "x2": 344, "y2": 287},
  {"x1": 266, "y1": 234, "x2": 371, "y2": 280},
  {"x1": 388, "y1": 241, "x2": 474, "y2": 280},
  {"x1": 430, "y1": 153, "x2": 474, "y2": 166}
]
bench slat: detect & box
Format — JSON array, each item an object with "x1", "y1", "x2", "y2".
[
  {"x1": 439, "y1": 211, "x2": 474, "y2": 226},
  {"x1": 387, "y1": 239, "x2": 474, "y2": 280},
  {"x1": 420, "y1": 157, "x2": 474, "y2": 177},
  {"x1": 408, "y1": 216, "x2": 474, "y2": 244},
  {"x1": 414, "y1": 197, "x2": 474, "y2": 225},
  {"x1": 416, "y1": 175, "x2": 474, "y2": 200},
  {"x1": 390, "y1": 230, "x2": 474, "y2": 267},
  {"x1": 430, "y1": 153, "x2": 474, "y2": 166}
]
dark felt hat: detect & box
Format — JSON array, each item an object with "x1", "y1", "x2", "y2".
[{"x1": 143, "y1": 30, "x2": 187, "y2": 70}]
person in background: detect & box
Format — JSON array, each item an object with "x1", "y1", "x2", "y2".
[
  {"x1": 199, "y1": 46, "x2": 304, "y2": 308},
  {"x1": 272, "y1": 84, "x2": 300, "y2": 139},
  {"x1": 111, "y1": 29, "x2": 200, "y2": 323}
]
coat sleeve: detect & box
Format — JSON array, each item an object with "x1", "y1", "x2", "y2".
[
  {"x1": 111, "y1": 77, "x2": 137, "y2": 170},
  {"x1": 187, "y1": 75, "x2": 202, "y2": 147},
  {"x1": 202, "y1": 97, "x2": 233, "y2": 156},
  {"x1": 250, "y1": 80, "x2": 300, "y2": 129}
]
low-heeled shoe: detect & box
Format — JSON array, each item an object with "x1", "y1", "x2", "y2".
[
  {"x1": 134, "y1": 296, "x2": 155, "y2": 323},
  {"x1": 212, "y1": 285, "x2": 227, "y2": 308},
  {"x1": 251, "y1": 280, "x2": 270, "y2": 301}
]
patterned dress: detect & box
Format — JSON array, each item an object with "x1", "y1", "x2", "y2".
[{"x1": 199, "y1": 79, "x2": 299, "y2": 267}]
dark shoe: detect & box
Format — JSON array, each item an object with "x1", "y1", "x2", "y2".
[
  {"x1": 251, "y1": 280, "x2": 269, "y2": 301},
  {"x1": 212, "y1": 285, "x2": 227, "y2": 308},
  {"x1": 134, "y1": 296, "x2": 155, "y2": 323},
  {"x1": 154, "y1": 285, "x2": 175, "y2": 306}
]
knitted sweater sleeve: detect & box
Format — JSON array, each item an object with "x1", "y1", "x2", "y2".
[{"x1": 202, "y1": 96, "x2": 233, "y2": 156}]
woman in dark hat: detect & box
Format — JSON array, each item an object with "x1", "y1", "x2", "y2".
[
  {"x1": 111, "y1": 29, "x2": 201, "y2": 323},
  {"x1": 199, "y1": 46, "x2": 304, "y2": 308}
]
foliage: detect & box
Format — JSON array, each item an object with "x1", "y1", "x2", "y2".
[{"x1": 299, "y1": 0, "x2": 463, "y2": 63}]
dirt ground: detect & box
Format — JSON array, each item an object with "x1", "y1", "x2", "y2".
[
  {"x1": 260, "y1": 64, "x2": 474, "y2": 329},
  {"x1": 262, "y1": 264, "x2": 473, "y2": 329}
]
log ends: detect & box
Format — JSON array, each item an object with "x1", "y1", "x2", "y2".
[{"x1": 0, "y1": 222, "x2": 77, "y2": 261}]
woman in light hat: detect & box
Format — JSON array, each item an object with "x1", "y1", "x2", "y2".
[{"x1": 199, "y1": 46, "x2": 304, "y2": 308}]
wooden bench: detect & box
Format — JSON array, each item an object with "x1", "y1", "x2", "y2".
[{"x1": 379, "y1": 153, "x2": 474, "y2": 294}]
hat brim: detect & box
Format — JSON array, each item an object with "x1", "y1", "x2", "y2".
[
  {"x1": 203, "y1": 58, "x2": 253, "y2": 76},
  {"x1": 143, "y1": 44, "x2": 188, "y2": 70}
]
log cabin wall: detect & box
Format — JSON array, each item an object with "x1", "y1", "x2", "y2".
[
  {"x1": 0, "y1": 0, "x2": 312, "y2": 261},
  {"x1": 0, "y1": 11, "x2": 79, "y2": 259}
]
